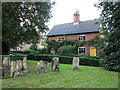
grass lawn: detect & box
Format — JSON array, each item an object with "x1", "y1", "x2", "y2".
[{"x1": 2, "y1": 60, "x2": 118, "y2": 88}]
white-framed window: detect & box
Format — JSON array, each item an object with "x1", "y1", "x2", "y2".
[
  {"x1": 78, "y1": 35, "x2": 86, "y2": 41},
  {"x1": 57, "y1": 37, "x2": 64, "y2": 42},
  {"x1": 78, "y1": 47, "x2": 86, "y2": 54}
]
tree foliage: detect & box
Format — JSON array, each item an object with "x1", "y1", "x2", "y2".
[
  {"x1": 29, "y1": 42, "x2": 37, "y2": 51},
  {"x1": 95, "y1": 2, "x2": 120, "y2": 72},
  {"x1": 2, "y1": 2, "x2": 54, "y2": 54}
]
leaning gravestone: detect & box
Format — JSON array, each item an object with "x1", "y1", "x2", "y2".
[
  {"x1": 51, "y1": 57, "x2": 59, "y2": 71},
  {"x1": 72, "y1": 57, "x2": 79, "y2": 70}
]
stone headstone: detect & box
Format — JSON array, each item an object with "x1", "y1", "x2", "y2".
[
  {"x1": 72, "y1": 57, "x2": 79, "y2": 70},
  {"x1": 51, "y1": 57, "x2": 59, "y2": 71},
  {"x1": 37, "y1": 60, "x2": 47, "y2": 73},
  {"x1": 2, "y1": 56, "x2": 11, "y2": 77},
  {"x1": 2, "y1": 55, "x2": 28, "y2": 77},
  {"x1": 2, "y1": 56, "x2": 10, "y2": 67},
  {"x1": 23, "y1": 56, "x2": 28, "y2": 73},
  {"x1": 51, "y1": 48, "x2": 55, "y2": 55},
  {"x1": 10, "y1": 61, "x2": 17, "y2": 77}
]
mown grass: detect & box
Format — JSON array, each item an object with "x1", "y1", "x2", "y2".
[{"x1": 2, "y1": 60, "x2": 118, "y2": 88}]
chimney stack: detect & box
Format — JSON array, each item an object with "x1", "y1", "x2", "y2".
[{"x1": 73, "y1": 10, "x2": 80, "y2": 23}]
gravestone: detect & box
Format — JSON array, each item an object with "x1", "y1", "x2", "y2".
[
  {"x1": 72, "y1": 57, "x2": 79, "y2": 70},
  {"x1": 23, "y1": 56, "x2": 28, "y2": 73},
  {"x1": 15, "y1": 60, "x2": 24, "y2": 76},
  {"x1": 51, "y1": 48, "x2": 55, "y2": 55},
  {"x1": 10, "y1": 61, "x2": 17, "y2": 77},
  {"x1": 37, "y1": 60, "x2": 47, "y2": 73},
  {"x1": 2, "y1": 55, "x2": 11, "y2": 77},
  {"x1": 2, "y1": 55, "x2": 28, "y2": 77},
  {"x1": 51, "y1": 57, "x2": 59, "y2": 71}
]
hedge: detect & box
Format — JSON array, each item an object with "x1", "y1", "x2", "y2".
[
  {"x1": 27, "y1": 55, "x2": 100, "y2": 67},
  {"x1": 10, "y1": 51, "x2": 30, "y2": 55},
  {"x1": 2, "y1": 54, "x2": 27, "y2": 61}
]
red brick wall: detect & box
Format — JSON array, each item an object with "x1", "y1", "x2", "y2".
[
  {"x1": 48, "y1": 33, "x2": 98, "y2": 41},
  {"x1": 48, "y1": 32, "x2": 100, "y2": 56}
]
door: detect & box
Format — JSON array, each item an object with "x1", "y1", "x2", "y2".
[{"x1": 90, "y1": 47, "x2": 96, "y2": 56}]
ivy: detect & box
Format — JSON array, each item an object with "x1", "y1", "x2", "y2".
[{"x1": 46, "y1": 34, "x2": 102, "y2": 54}]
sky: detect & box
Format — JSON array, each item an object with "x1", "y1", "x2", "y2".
[{"x1": 48, "y1": 0, "x2": 102, "y2": 30}]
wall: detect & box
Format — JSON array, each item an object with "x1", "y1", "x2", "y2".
[
  {"x1": 48, "y1": 32, "x2": 98, "y2": 41},
  {"x1": 48, "y1": 32, "x2": 100, "y2": 56}
]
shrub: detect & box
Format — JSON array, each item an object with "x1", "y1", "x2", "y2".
[
  {"x1": 58, "y1": 45, "x2": 77, "y2": 56},
  {"x1": 41, "y1": 48, "x2": 48, "y2": 54},
  {"x1": 100, "y1": 51, "x2": 120, "y2": 72}
]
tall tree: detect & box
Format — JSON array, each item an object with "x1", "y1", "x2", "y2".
[
  {"x1": 95, "y1": 2, "x2": 120, "y2": 72},
  {"x1": 2, "y1": 2, "x2": 54, "y2": 54}
]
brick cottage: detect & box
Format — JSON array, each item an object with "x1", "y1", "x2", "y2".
[{"x1": 47, "y1": 10, "x2": 101, "y2": 56}]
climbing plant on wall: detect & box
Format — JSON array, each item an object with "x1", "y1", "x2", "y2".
[{"x1": 46, "y1": 34, "x2": 102, "y2": 55}]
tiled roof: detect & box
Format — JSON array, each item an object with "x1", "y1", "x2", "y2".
[{"x1": 47, "y1": 20, "x2": 100, "y2": 36}]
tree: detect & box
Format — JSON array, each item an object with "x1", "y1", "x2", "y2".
[
  {"x1": 29, "y1": 42, "x2": 37, "y2": 51},
  {"x1": 95, "y1": 2, "x2": 120, "y2": 72},
  {"x1": 2, "y1": 2, "x2": 55, "y2": 54}
]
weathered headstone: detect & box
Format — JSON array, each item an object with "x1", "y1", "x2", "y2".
[
  {"x1": 51, "y1": 57, "x2": 59, "y2": 71},
  {"x1": 2, "y1": 55, "x2": 11, "y2": 77},
  {"x1": 37, "y1": 60, "x2": 47, "y2": 73},
  {"x1": 51, "y1": 48, "x2": 55, "y2": 55},
  {"x1": 2, "y1": 55, "x2": 28, "y2": 78},
  {"x1": 72, "y1": 57, "x2": 79, "y2": 70},
  {"x1": 44, "y1": 61, "x2": 47, "y2": 69},
  {"x1": 10, "y1": 61, "x2": 17, "y2": 77},
  {"x1": 2, "y1": 56, "x2": 10, "y2": 67},
  {"x1": 23, "y1": 56, "x2": 28, "y2": 73},
  {"x1": 15, "y1": 60, "x2": 24, "y2": 76}
]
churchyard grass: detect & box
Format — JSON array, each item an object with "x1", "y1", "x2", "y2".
[{"x1": 2, "y1": 60, "x2": 118, "y2": 88}]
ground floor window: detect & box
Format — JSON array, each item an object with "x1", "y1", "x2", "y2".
[{"x1": 78, "y1": 47, "x2": 86, "y2": 54}]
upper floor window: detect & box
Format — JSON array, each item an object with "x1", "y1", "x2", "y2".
[
  {"x1": 78, "y1": 35, "x2": 86, "y2": 41},
  {"x1": 58, "y1": 37, "x2": 64, "y2": 42}
]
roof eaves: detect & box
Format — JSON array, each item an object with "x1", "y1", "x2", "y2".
[{"x1": 47, "y1": 31, "x2": 99, "y2": 37}]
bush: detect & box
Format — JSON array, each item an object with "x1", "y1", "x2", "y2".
[
  {"x1": 100, "y1": 51, "x2": 120, "y2": 72},
  {"x1": 58, "y1": 45, "x2": 77, "y2": 56}
]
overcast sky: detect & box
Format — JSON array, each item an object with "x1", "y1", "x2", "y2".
[{"x1": 48, "y1": 0, "x2": 102, "y2": 30}]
